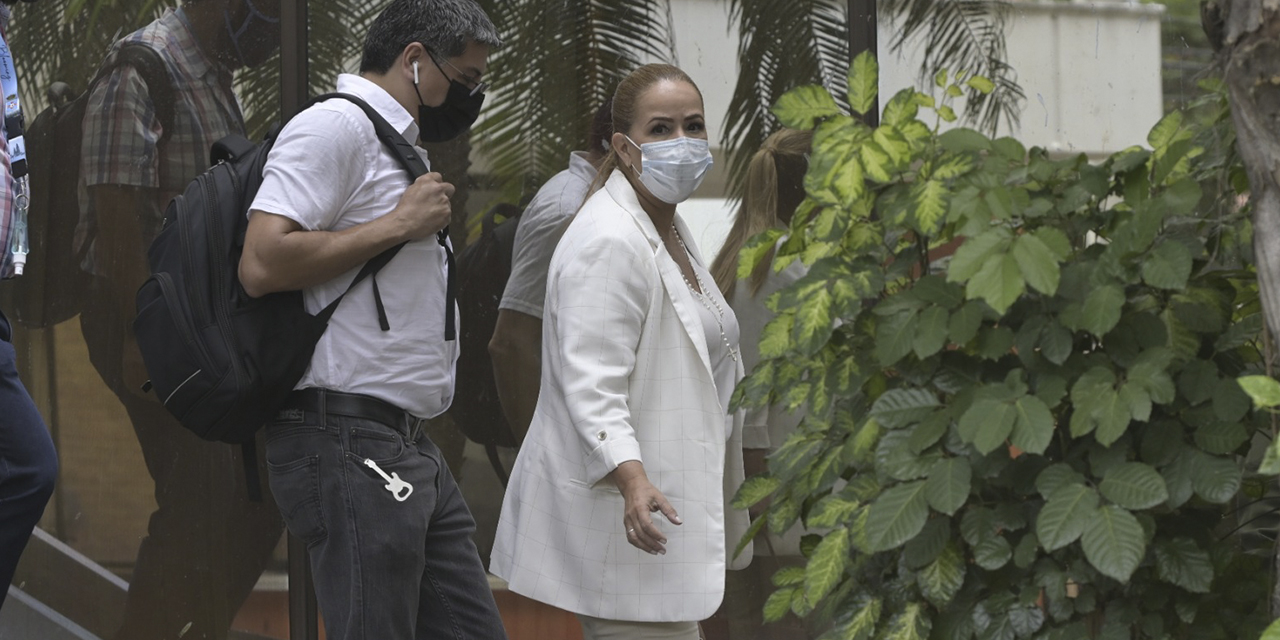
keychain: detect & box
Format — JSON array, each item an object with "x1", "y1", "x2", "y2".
[{"x1": 363, "y1": 458, "x2": 413, "y2": 502}]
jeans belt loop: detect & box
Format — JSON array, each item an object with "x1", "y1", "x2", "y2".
[{"x1": 408, "y1": 417, "x2": 426, "y2": 443}]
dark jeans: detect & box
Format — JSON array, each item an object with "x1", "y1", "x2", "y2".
[
  {"x1": 81, "y1": 279, "x2": 284, "y2": 640},
  {"x1": 0, "y1": 308, "x2": 57, "y2": 611},
  {"x1": 266, "y1": 389, "x2": 508, "y2": 640}
]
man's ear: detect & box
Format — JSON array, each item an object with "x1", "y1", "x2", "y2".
[{"x1": 401, "y1": 42, "x2": 427, "y2": 81}]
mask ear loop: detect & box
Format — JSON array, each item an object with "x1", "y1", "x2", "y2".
[{"x1": 622, "y1": 135, "x2": 643, "y2": 176}]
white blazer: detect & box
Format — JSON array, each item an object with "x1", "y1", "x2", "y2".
[{"x1": 491, "y1": 171, "x2": 753, "y2": 623}]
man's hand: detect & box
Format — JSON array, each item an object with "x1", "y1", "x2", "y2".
[{"x1": 387, "y1": 173, "x2": 455, "y2": 241}]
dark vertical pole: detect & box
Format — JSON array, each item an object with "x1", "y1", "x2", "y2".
[
  {"x1": 279, "y1": 3, "x2": 318, "y2": 640},
  {"x1": 850, "y1": 0, "x2": 878, "y2": 127},
  {"x1": 280, "y1": 0, "x2": 308, "y2": 118}
]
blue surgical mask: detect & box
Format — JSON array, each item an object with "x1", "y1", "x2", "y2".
[
  {"x1": 224, "y1": 0, "x2": 280, "y2": 68},
  {"x1": 624, "y1": 135, "x2": 714, "y2": 204}
]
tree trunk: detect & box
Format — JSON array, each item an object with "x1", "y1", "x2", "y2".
[
  {"x1": 1206, "y1": 0, "x2": 1280, "y2": 617},
  {"x1": 1209, "y1": 0, "x2": 1280, "y2": 342}
]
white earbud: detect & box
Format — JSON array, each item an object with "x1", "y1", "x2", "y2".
[{"x1": 413, "y1": 60, "x2": 419, "y2": 84}]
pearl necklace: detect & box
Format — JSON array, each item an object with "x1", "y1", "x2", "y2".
[{"x1": 672, "y1": 225, "x2": 740, "y2": 363}]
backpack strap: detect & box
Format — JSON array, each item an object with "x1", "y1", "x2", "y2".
[
  {"x1": 303, "y1": 93, "x2": 457, "y2": 341},
  {"x1": 110, "y1": 44, "x2": 177, "y2": 148}
]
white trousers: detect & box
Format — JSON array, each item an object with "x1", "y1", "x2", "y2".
[{"x1": 577, "y1": 614, "x2": 701, "y2": 640}]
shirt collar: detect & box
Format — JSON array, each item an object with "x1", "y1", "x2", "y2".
[
  {"x1": 568, "y1": 151, "x2": 598, "y2": 182},
  {"x1": 166, "y1": 8, "x2": 221, "y2": 83},
  {"x1": 337, "y1": 73, "x2": 419, "y2": 144}
]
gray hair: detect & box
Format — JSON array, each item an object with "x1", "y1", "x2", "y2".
[{"x1": 359, "y1": 0, "x2": 501, "y2": 74}]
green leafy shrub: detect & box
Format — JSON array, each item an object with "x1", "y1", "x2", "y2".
[{"x1": 734, "y1": 52, "x2": 1272, "y2": 639}]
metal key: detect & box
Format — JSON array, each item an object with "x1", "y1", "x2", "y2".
[{"x1": 363, "y1": 458, "x2": 413, "y2": 502}]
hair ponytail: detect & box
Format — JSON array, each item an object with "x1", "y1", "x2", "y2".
[{"x1": 710, "y1": 129, "x2": 814, "y2": 298}]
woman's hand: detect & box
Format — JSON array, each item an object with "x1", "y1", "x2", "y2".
[{"x1": 608, "y1": 460, "x2": 681, "y2": 555}]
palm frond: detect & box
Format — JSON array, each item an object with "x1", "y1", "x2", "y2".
[
  {"x1": 472, "y1": 0, "x2": 674, "y2": 205},
  {"x1": 10, "y1": 0, "x2": 174, "y2": 113},
  {"x1": 723, "y1": 0, "x2": 849, "y2": 197},
  {"x1": 882, "y1": 0, "x2": 1022, "y2": 134}
]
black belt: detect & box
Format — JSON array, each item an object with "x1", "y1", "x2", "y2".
[{"x1": 286, "y1": 388, "x2": 425, "y2": 439}]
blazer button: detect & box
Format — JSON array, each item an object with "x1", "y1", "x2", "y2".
[{"x1": 597, "y1": 431, "x2": 607, "y2": 441}]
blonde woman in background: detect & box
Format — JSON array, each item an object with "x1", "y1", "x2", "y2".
[
  {"x1": 492, "y1": 63, "x2": 753, "y2": 640},
  {"x1": 708, "y1": 128, "x2": 815, "y2": 640}
]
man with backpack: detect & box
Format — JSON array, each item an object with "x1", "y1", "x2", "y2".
[
  {"x1": 0, "y1": 0, "x2": 58, "y2": 613},
  {"x1": 236, "y1": 0, "x2": 508, "y2": 637},
  {"x1": 77, "y1": 1, "x2": 285, "y2": 637}
]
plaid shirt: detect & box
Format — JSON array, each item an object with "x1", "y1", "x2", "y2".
[
  {"x1": 0, "y1": 3, "x2": 19, "y2": 280},
  {"x1": 0, "y1": 109, "x2": 17, "y2": 280},
  {"x1": 80, "y1": 8, "x2": 245, "y2": 254}
]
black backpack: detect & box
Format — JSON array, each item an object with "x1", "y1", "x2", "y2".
[
  {"x1": 133, "y1": 93, "x2": 428, "y2": 451},
  {"x1": 451, "y1": 206, "x2": 522, "y2": 484},
  {"x1": 14, "y1": 44, "x2": 175, "y2": 328}
]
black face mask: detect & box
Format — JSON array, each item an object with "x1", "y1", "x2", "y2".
[{"x1": 415, "y1": 76, "x2": 484, "y2": 143}]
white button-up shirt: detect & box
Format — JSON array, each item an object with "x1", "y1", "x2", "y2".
[{"x1": 250, "y1": 73, "x2": 458, "y2": 419}]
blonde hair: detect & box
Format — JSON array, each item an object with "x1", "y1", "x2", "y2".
[
  {"x1": 586, "y1": 63, "x2": 703, "y2": 197},
  {"x1": 710, "y1": 129, "x2": 813, "y2": 298}
]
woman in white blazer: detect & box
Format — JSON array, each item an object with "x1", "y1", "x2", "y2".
[{"x1": 491, "y1": 64, "x2": 752, "y2": 640}]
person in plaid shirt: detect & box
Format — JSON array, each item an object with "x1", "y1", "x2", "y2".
[
  {"x1": 0, "y1": 0, "x2": 58, "y2": 616},
  {"x1": 78, "y1": 1, "x2": 283, "y2": 638}
]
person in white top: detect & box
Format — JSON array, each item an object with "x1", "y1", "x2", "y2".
[
  {"x1": 489, "y1": 99, "x2": 612, "y2": 441},
  {"x1": 708, "y1": 128, "x2": 815, "y2": 640},
  {"x1": 491, "y1": 63, "x2": 752, "y2": 640},
  {"x1": 236, "y1": 1, "x2": 508, "y2": 638}
]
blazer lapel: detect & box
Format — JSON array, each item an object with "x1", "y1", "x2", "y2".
[{"x1": 605, "y1": 172, "x2": 716, "y2": 383}]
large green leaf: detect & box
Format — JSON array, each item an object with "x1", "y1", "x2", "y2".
[
  {"x1": 804, "y1": 527, "x2": 850, "y2": 606},
  {"x1": 732, "y1": 474, "x2": 781, "y2": 509},
  {"x1": 1141, "y1": 241, "x2": 1193, "y2": 290},
  {"x1": 966, "y1": 252, "x2": 1025, "y2": 315},
  {"x1": 1260, "y1": 618, "x2": 1280, "y2": 640},
  {"x1": 905, "y1": 517, "x2": 950, "y2": 568},
  {"x1": 911, "y1": 179, "x2": 950, "y2": 235},
  {"x1": 949, "y1": 301, "x2": 986, "y2": 345},
  {"x1": 1193, "y1": 421, "x2": 1248, "y2": 455},
  {"x1": 1189, "y1": 451, "x2": 1242, "y2": 504},
  {"x1": 1238, "y1": 375, "x2": 1280, "y2": 409},
  {"x1": 875, "y1": 311, "x2": 920, "y2": 366},
  {"x1": 1154, "y1": 537, "x2": 1213, "y2": 593},
  {"x1": 772, "y1": 84, "x2": 843, "y2": 130},
  {"x1": 958, "y1": 398, "x2": 1017, "y2": 455},
  {"x1": 1040, "y1": 322, "x2": 1073, "y2": 365},
  {"x1": 792, "y1": 286, "x2": 835, "y2": 355},
  {"x1": 938, "y1": 128, "x2": 991, "y2": 152},
  {"x1": 1099, "y1": 462, "x2": 1169, "y2": 510},
  {"x1": 1081, "y1": 285, "x2": 1126, "y2": 338},
  {"x1": 1011, "y1": 395, "x2": 1054, "y2": 455},
  {"x1": 914, "y1": 275, "x2": 964, "y2": 308},
  {"x1": 883, "y1": 603, "x2": 931, "y2": 640},
  {"x1": 973, "y1": 535, "x2": 1013, "y2": 570},
  {"x1": 870, "y1": 388, "x2": 941, "y2": 429},
  {"x1": 865, "y1": 481, "x2": 930, "y2": 552},
  {"x1": 1012, "y1": 234, "x2": 1061, "y2": 295},
  {"x1": 1036, "y1": 483, "x2": 1099, "y2": 551},
  {"x1": 1081, "y1": 505, "x2": 1146, "y2": 582},
  {"x1": 1035, "y1": 464, "x2": 1086, "y2": 498},
  {"x1": 947, "y1": 229, "x2": 1012, "y2": 283},
  {"x1": 806, "y1": 496, "x2": 861, "y2": 529},
  {"x1": 848, "y1": 50, "x2": 878, "y2": 116},
  {"x1": 925, "y1": 457, "x2": 972, "y2": 515},
  {"x1": 919, "y1": 544, "x2": 965, "y2": 607},
  {"x1": 914, "y1": 306, "x2": 951, "y2": 359}
]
